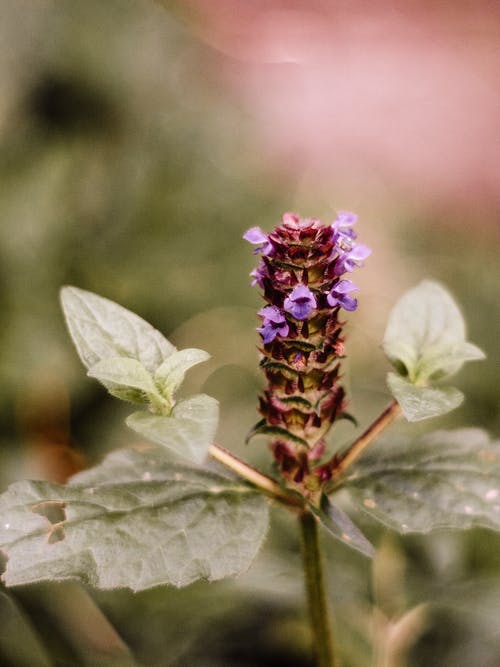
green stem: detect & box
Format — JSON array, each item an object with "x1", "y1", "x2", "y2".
[
  {"x1": 332, "y1": 400, "x2": 402, "y2": 480},
  {"x1": 208, "y1": 444, "x2": 304, "y2": 509},
  {"x1": 299, "y1": 511, "x2": 335, "y2": 667}
]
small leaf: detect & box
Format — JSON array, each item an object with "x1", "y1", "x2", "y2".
[
  {"x1": 382, "y1": 280, "x2": 485, "y2": 383},
  {"x1": 316, "y1": 495, "x2": 376, "y2": 558},
  {"x1": 60, "y1": 286, "x2": 176, "y2": 374},
  {"x1": 0, "y1": 448, "x2": 269, "y2": 591},
  {"x1": 336, "y1": 411, "x2": 359, "y2": 427},
  {"x1": 245, "y1": 423, "x2": 308, "y2": 447},
  {"x1": 386, "y1": 372, "x2": 463, "y2": 421},
  {"x1": 88, "y1": 357, "x2": 166, "y2": 408},
  {"x1": 343, "y1": 428, "x2": 500, "y2": 534},
  {"x1": 155, "y1": 348, "x2": 210, "y2": 402},
  {"x1": 259, "y1": 359, "x2": 299, "y2": 379},
  {"x1": 126, "y1": 394, "x2": 219, "y2": 463},
  {"x1": 278, "y1": 395, "x2": 314, "y2": 410}
]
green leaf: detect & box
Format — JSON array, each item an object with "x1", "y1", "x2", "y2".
[
  {"x1": 343, "y1": 428, "x2": 500, "y2": 534},
  {"x1": 155, "y1": 348, "x2": 210, "y2": 402},
  {"x1": 0, "y1": 447, "x2": 269, "y2": 591},
  {"x1": 245, "y1": 423, "x2": 308, "y2": 447},
  {"x1": 386, "y1": 372, "x2": 464, "y2": 422},
  {"x1": 60, "y1": 286, "x2": 176, "y2": 374},
  {"x1": 316, "y1": 495, "x2": 376, "y2": 558},
  {"x1": 382, "y1": 280, "x2": 485, "y2": 383},
  {"x1": 126, "y1": 394, "x2": 219, "y2": 463},
  {"x1": 88, "y1": 357, "x2": 166, "y2": 409}
]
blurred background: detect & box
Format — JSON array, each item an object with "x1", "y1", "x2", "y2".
[{"x1": 0, "y1": 1, "x2": 499, "y2": 665}]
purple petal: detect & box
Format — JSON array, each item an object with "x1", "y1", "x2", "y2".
[
  {"x1": 334, "y1": 280, "x2": 358, "y2": 294},
  {"x1": 258, "y1": 307, "x2": 289, "y2": 342},
  {"x1": 285, "y1": 300, "x2": 312, "y2": 320},
  {"x1": 243, "y1": 227, "x2": 273, "y2": 255},
  {"x1": 258, "y1": 305, "x2": 285, "y2": 324},
  {"x1": 291, "y1": 284, "x2": 315, "y2": 301},
  {"x1": 250, "y1": 262, "x2": 268, "y2": 288},
  {"x1": 283, "y1": 284, "x2": 317, "y2": 320},
  {"x1": 339, "y1": 295, "x2": 358, "y2": 311},
  {"x1": 349, "y1": 243, "x2": 372, "y2": 262},
  {"x1": 335, "y1": 211, "x2": 358, "y2": 227},
  {"x1": 243, "y1": 227, "x2": 268, "y2": 244},
  {"x1": 327, "y1": 280, "x2": 359, "y2": 310}
]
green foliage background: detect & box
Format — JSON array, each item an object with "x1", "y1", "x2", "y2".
[{"x1": 0, "y1": 1, "x2": 499, "y2": 665}]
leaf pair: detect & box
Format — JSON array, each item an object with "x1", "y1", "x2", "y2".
[
  {"x1": 60, "y1": 287, "x2": 218, "y2": 463},
  {"x1": 382, "y1": 281, "x2": 485, "y2": 421},
  {"x1": 0, "y1": 289, "x2": 268, "y2": 592}
]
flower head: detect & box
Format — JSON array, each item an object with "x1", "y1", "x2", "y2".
[
  {"x1": 283, "y1": 284, "x2": 317, "y2": 320},
  {"x1": 245, "y1": 211, "x2": 370, "y2": 497}
]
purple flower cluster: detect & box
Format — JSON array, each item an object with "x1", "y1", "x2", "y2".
[
  {"x1": 244, "y1": 211, "x2": 370, "y2": 495},
  {"x1": 245, "y1": 211, "x2": 370, "y2": 344}
]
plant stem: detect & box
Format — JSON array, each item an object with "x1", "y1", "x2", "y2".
[
  {"x1": 332, "y1": 400, "x2": 402, "y2": 479},
  {"x1": 299, "y1": 510, "x2": 335, "y2": 667},
  {"x1": 208, "y1": 443, "x2": 304, "y2": 509}
]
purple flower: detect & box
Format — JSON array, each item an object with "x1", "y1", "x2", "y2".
[
  {"x1": 335, "y1": 242, "x2": 372, "y2": 274},
  {"x1": 250, "y1": 261, "x2": 268, "y2": 288},
  {"x1": 283, "y1": 284, "x2": 317, "y2": 320},
  {"x1": 331, "y1": 211, "x2": 357, "y2": 240},
  {"x1": 334, "y1": 211, "x2": 358, "y2": 227},
  {"x1": 258, "y1": 306, "x2": 289, "y2": 343},
  {"x1": 327, "y1": 280, "x2": 359, "y2": 311},
  {"x1": 243, "y1": 227, "x2": 273, "y2": 255},
  {"x1": 331, "y1": 213, "x2": 358, "y2": 256}
]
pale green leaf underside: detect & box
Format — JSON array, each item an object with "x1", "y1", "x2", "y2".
[
  {"x1": 155, "y1": 348, "x2": 210, "y2": 402},
  {"x1": 0, "y1": 448, "x2": 269, "y2": 591},
  {"x1": 60, "y1": 286, "x2": 176, "y2": 374},
  {"x1": 318, "y1": 496, "x2": 376, "y2": 558},
  {"x1": 88, "y1": 356, "x2": 164, "y2": 407},
  {"x1": 126, "y1": 394, "x2": 219, "y2": 463},
  {"x1": 382, "y1": 280, "x2": 485, "y2": 383},
  {"x1": 344, "y1": 428, "x2": 500, "y2": 534},
  {"x1": 387, "y1": 372, "x2": 463, "y2": 421}
]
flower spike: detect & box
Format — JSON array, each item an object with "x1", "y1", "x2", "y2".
[{"x1": 244, "y1": 212, "x2": 371, "y2": 498}]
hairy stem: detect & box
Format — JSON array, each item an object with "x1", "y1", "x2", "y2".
[
  {"x1": 300, "y1": 510, "x2": 335, "y2": 667},
  {"x1": 332, "y1": 400, "x2": 402, "y2": 479},
  {"x1": 208, "y1": 444, "x2": 304, "y2": 509}
]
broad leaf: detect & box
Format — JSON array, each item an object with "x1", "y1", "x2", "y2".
[
  {"x1": 88, "y1": 357, "x2": 166, "y2": 409},
  {"x1": 155, "y1": 348, "x2": 210, "y2": 403},
  {"x1": 386, "y1": 372, "x2": 463, "y2": 422},
  {"x1": 60, "y1": 286, "x2": 176, "y2": 374},
  {"x1": 343, "y1": 428, "x2": 500, "y2": 534},
  {"x1": 126, "y1": 394, "x2": 219, "y2": 463},
  {"x1": 0, "y1": 447, "x2": 269, "y2": 591},
  {"x1": 382, "y1": 280, "x2": 484, "y2": 383},
  {"x1": 317, "y1": 495, "x2": 376, "y2": 558}
]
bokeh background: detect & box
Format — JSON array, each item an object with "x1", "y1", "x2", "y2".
[{"x1": 0, "y1": 1, "x2": 499, "y2": 665}]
